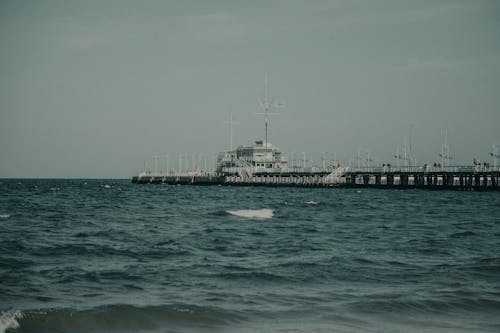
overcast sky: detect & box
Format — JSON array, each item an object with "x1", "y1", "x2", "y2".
[{"x1": 1, "y1": 0, "x2": 499, "y2": 178}]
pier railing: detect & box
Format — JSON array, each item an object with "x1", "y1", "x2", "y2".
[
  {"x1": 346, "y1": 165, "x2": 500, "y2": 174},
  {"x1": 138, "y1": 171, "x2": 221, "y2": 178},
  {"x1": 133, "y1": 165, "x2": 500, "y2": 190}
]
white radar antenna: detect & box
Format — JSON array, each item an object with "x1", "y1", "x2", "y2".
[{"x1": 256, "y1": 73, "x2": 285, "y2": 149}]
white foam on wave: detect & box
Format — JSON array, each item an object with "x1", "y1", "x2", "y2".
[
  {"x1": 304, "y1": 201, "x2": 320, "y2": 205},
  {"x1": 227, "y1": 208, "x2": 274, "y2": 219},
  {"x1": 0, "y1": 214, "x2": 10, "y2": 219},
  {"x1": 0, "y1": 310, "x2": 22, "y2": 333},
  {"x1": 103, "y1": 185, "x2": 111, "y2": 189}
]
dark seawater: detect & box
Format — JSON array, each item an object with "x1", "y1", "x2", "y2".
[{"x1": 1, "y1": 179, "x2": 500, "y2": 333}]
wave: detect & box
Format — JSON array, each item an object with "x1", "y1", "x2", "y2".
[
  {"x1": 226, "y1": 209, "x2": 273, "y2": 219},
  {"x1": 0, "y1": 214, "x2": 10, "y2": 219},
  {"x1": 347, "y1": 296, "x2": 500, "y2": 315},
  {"x1": 6, "y1": 304, "x2": 241, "y2": 333},
  {"x1": 303, "y1": 201, "x2": 320, "y2": 205},
  {"x1": 212, "y1": 271, "x2": 292, "y2": 282},
  {"x1": 450, "y1": 231, "x2": 477, "y2": 238},
  {"x1": 0, "y1": 310, "x2": 22, "y2": 333}
]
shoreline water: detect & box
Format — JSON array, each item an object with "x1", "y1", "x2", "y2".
[{"x1": 1, "y1": 179, "x2": 499, "y2": 332}]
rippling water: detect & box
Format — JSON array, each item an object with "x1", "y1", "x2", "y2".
[{"x1": 1, "y1": 179, "x2": 500, "y2": 332}]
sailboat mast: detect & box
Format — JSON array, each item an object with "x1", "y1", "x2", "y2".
[{"x1": 264, "y1": 73, "x2": 269, "y2": 148}]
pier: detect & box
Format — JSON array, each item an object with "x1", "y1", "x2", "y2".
[
  {"x1": 132, "y1": 174, "x2": 224, "y2": 185},
  {"x1": 131, "y1": 76, "x2": 500, "y2": 192},
  {"x1": 338, "y1": 166, "x2": 500, "y2": 191},
  {"x1": 132, "y1": 166, "x2": 500, "y2": 191}
]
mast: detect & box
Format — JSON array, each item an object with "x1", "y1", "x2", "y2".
[
  {"x1": 152, "y1": 155, "x2": 160, "y2": 176},
  {"x1": 225, "y1": 113, "x2": 239, "y2": 154},
  {"x1": 164, "y1": 154, "x2": 169, "y2": 175},
  {"x1": 491, "y1": 144, "x2": 500, "y2": 168},
  {"x1": 409, "y1": 124, "x2": 415, "y2": 166},
  {"x1": 403, "y1": 137, "x2": 408, "y2": 167},
  {"x1": 439, "y1": 128, "x2": 452, "y2": 169},
  {"x1": 257, "y1": 73, "x2": 284, "y2": 150}
]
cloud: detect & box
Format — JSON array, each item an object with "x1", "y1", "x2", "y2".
[
  {"x1": 398, "y1": 55, "x2": 500, "y2": 71},
  {"x1": 176, "y1": 12, "x2": 253, "y2": 44},
  {"x1": 56, "y1": 12, "x2": 254, "y2": 48},
  {"x1": 400, "y1": 57, "x2": 461, "y2": 71},
  {"x1": 53, "y1": 17, "x2": 139, "y2": 49},
  {"x1": 281, "y1": 0, "x2": 495, "y2": 31}
]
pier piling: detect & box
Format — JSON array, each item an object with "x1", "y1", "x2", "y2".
[{"x1": 132, "y1": 167, "x2": 500, "y2": 191}]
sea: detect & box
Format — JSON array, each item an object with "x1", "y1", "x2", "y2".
[{"x1": 1, "y1": 179, "x2": 499, "y2": 333}]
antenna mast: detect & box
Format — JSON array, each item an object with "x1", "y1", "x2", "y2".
[
  {"x1": 439, "y1": 128, "x2": 452, "y2": 169},
  {"x1": 491, "y1": 144, "x2": 500, "y2": 168},
  {"x1": 225, "y1": 113, "x2": 239, "y2": 153},
  {"x1": 257, "y1": 73, "x2": 284, "y2": 149},
  {"x1": 409, "y1": 124, "x2": 415, "y2": 166}
]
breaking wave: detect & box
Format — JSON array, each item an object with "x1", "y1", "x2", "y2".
[
  {"x1": 4, "y1": 304, "x2": 240, "y2": 333},
  {"x1": 0, "y1": 310, "x2": 22, "y2": 333},
  {"x1": 226, "y1": 209, "x2": 273, "y2": 219}
]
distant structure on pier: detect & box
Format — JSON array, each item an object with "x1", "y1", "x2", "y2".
[{"x1": 132, "y1": 79, "x2": 500, "y2": 191}]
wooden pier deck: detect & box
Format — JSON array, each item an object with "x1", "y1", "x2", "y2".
[
  {"x1": 132, "y1": 167, "x2": 500, "y2": 191},
  {"x1": 131, "y1": 175, "x2": 225, "y2": 185},
  {"x1": 341, "y1": 170, "x2": 500, "y2": 191}
]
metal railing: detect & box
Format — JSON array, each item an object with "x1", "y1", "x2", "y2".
[{"x1": 345, "y1": 165, "x2": 500, "y2": 173}]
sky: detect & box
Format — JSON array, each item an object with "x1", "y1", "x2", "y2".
[{"x1": 1, "y1": 0, "x2": 499, "y2": 178}]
